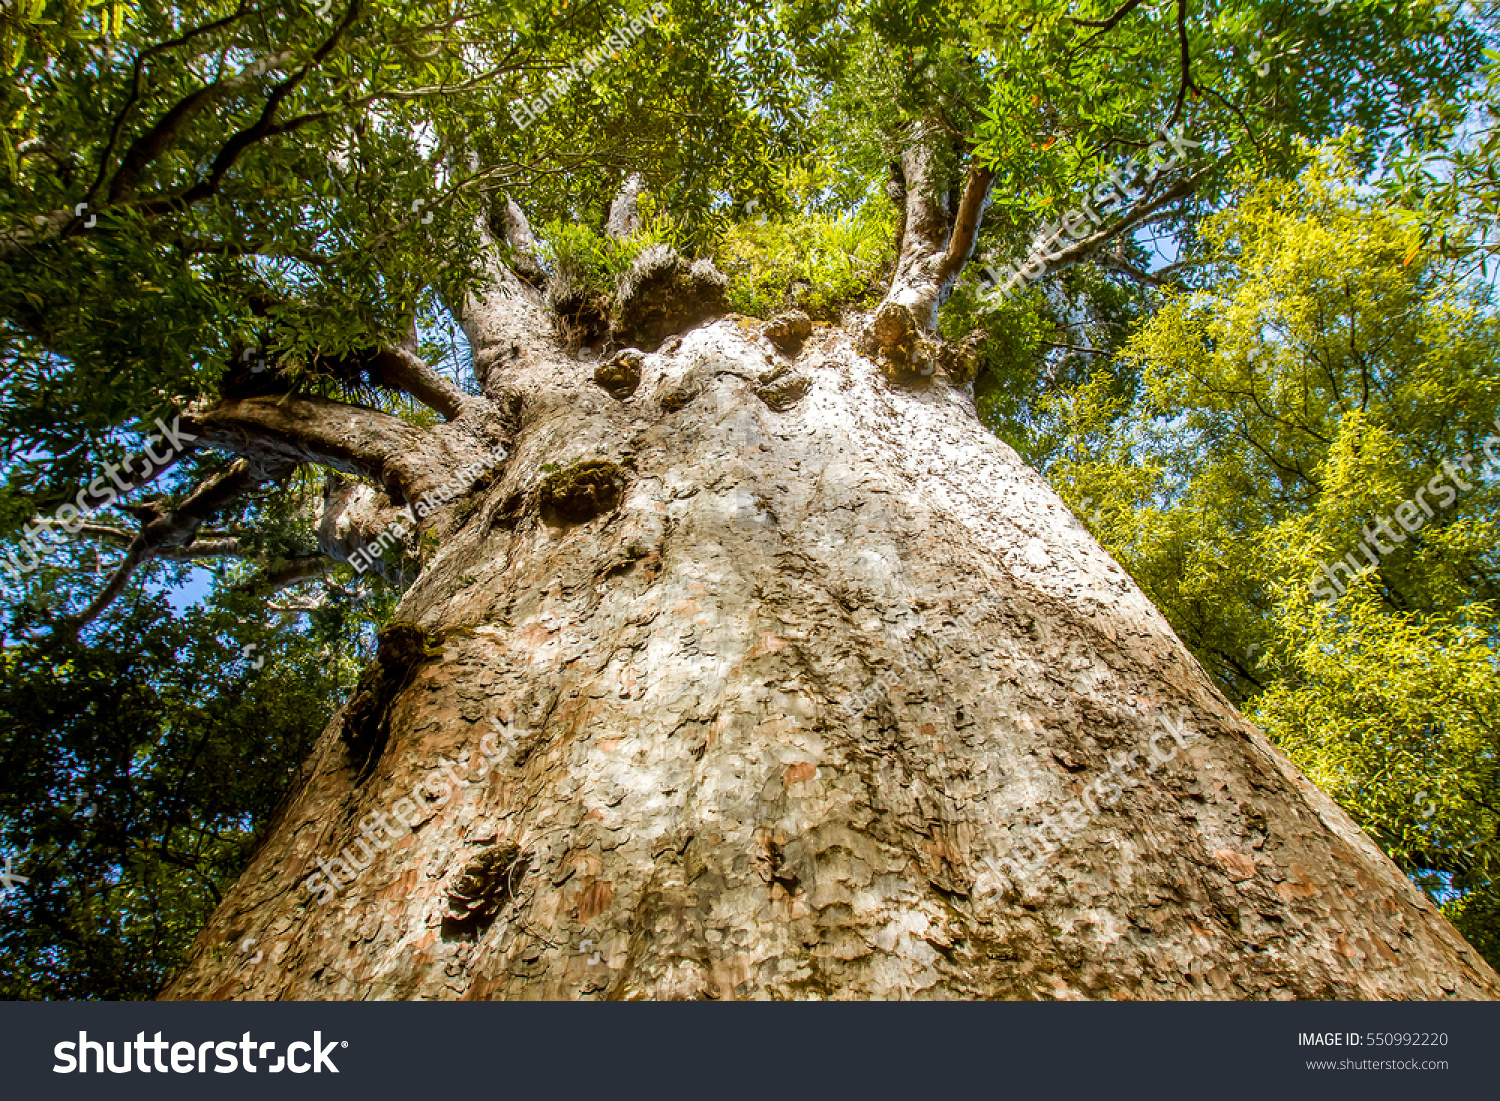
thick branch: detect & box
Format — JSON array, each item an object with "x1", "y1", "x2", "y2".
[
  {"x1": 0, "y1": 49, "x2": 295, "y2": 260},
  {"x1": 86, "y1": 1, "x2": 257, "y2": 206},
  {"x1": 68, "y1": 522, "x2": 247, "y2": 560},
  {"x1": 935, "y1": 161, "x2": 996, "y2": 285},
  {"x1": 456, "y1": 213, "x2": 555, "y2": 390},
  {"x1": 877, "y1": 127, "x2": 994, "y2": 333},
  {"x1": 364, "y1": 346, "x2": 468, "y2": 420},
  {"x1": 498, "y1": 196, "x2": 544, "y2": 283},
  {"x1": 181, "y1": 393, "x2": 469, "y2": 507},
  {"x1": 606, "y1": 173, "x2": 646, "y2": 239},
  {"x1": 235, "y1": 553, "x2": 332, "y2": 595},
  {"x1": 314, "y1": 478, "x2": 415, "y2": 586},
  {"x1": 107, "y1": 50, "x2": 299, "y2": 204},
  {"x1": 136, "y1": 6, "x2": 361, "y2": 217},
  {"x1": 987, "y1": 168, "x2": 1211, "y2": 299}
]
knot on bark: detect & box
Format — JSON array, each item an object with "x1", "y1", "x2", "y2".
[
  {"x1": 539, "y1": 460, "x2": 626, "y2": 525},
  {"x1": 936, "y1": 330, "x2": 984, "y2": 385},
  {"x1": 871, "y1": 301, "x2": 917, "y2": 351},
  {"x1": 341, "y1": 621, "x2": 434, "y2": 783},
  {"x1": 593, "y1": 349, "x2": 644, "y2": 399},
  {"x1": 762, "y1": 310, "x2": 812, "y2": 356},
  {"x1": 861, "y1": 302, "x2": 933, "y2": 382},
  {"x1": 755, "y1": 363, "x2": 812, "y2": 411},
  {"x1": 441, "y1": 841, "x2": 529, "y2": 941},
  {"x1": 610, "y1": 244, "x2": 728, "y2": 351},
  {"x1": 862, "y1": 303, "x2": 981, "y2": 385}
]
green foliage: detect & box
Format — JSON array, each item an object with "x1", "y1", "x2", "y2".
[
  {"x1": 808, "y1": 0, "x2": 1484, "y2": 340},
  {"x1": 0, "y1": 586, "x2": 368, "y2": 998},
  {"x1": 538, "y1": 192, "x2": 686, "y2": 303},
  {"x1": 534, "y1": 168, "x2": 897, "y2": 321},
  {"x1": 714, "y1": 192, "x2": 896, "y2": 318},
  {"x1": 1253, "y1": 588, "x2": 1498, "y2": 909}
]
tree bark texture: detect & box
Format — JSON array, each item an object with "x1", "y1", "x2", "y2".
[{"x1": 161, "y1": 298, "x2": 1500, "y2": 1000}]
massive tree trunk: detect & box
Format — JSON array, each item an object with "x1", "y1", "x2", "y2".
[
  {"x1": 158, "y1": 161, "x2": 1500, "y2": 1001},
  {"x1": 161, "y1": 317, "x2": 1499, "y2": 1000}
]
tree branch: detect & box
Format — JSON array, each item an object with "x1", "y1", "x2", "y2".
[
  {"x1": 935, "y1": 161, "x2": 996, "y2": 285},
  {"x1": 1168, "y1": 0, "x2": 1196, "y2": 129},
  {"x1": 986, "y1": 167, "x2": 1212, "y2": 299},
  {"x1": 606, "y1": 172, "x2": 647, "y2": 239},
  {"x1": 106, "y1": 50, "x2": 300, "y2": 204},
  {"x1": 313, "y1": 477, "x2": 416, "y2": 586},
  {"x1": 456, "y1": 212, "x2": 555, "y2": 390},
  {"x1": 234, "y1": 553, "x2": 332, "y2": 595},
  {"x1": 360, "y1": 346, "x2": 469, "y2": 421},
  {"x1": 49, "y1": 457, "x2": 295, "y2": 640},
  {"x1": 497, "y1": 196, "x2": 544, "y2": 283},
  {"x1": 181, "y1": 393, "x2": 458, "y2": 507},
  {"x1": 874, "y1": 123, "x2": 998, "y2": 335},
  {"x1": 1070, "y1": 0, "x2": 1150, "y2": 32},
  {"x1": 66, "y1": 522, "x2": 247, "y2": 560},
  {"x1": 86, "y1": 1, "x2": 257, "y2": 207}
]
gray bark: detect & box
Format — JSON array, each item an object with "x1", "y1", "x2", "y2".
[
  {"x1": 606, "y1": 172, "x2": 647, "y2": 239},
  {"x1": 877, "y1": 129, "x2": 993, "y2": 335}
]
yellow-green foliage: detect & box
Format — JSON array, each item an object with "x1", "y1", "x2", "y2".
[
  {"x1": 1044, "y1": 146, "x2": 1500, "y2": 962},
  {"x1": 538, "y1": 192, "x2": 685, "y2": 298},
  {"x1": 712, "y1": 200, "x2": 896, "y2": 318},
  {"x1": 536, "y1": 182, "x2": 896, "y2": 320},
  {"x1": 1252, "y1": 582, "x2": 1499, "y2": 902}
]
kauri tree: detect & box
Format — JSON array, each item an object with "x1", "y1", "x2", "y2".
[{"x1": 2, "y1": 0, "x2": 1498, "y2": 998}]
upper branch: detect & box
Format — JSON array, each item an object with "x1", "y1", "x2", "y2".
[
  {"x1": 1027, "y1": 167, "x2": 1208, "y2": 279},
  {"x1": 877, "y1": 126, "x2": 994, "y2": 333},
  {"x1": 936, "y1": 161, "x2": 997, "y2": 286},
  {"x1": 233, "y1": 554, "x2": 332, "y2": 596},
  {"x1": 70, "y1": 522, "x2": 246, "y2": 560},
  {"x1": 361, "y1": 346, "x2": 469, "y2": 421},
  {"x1": 1070, "y1": 0, "x2": 1150, "y2": 32},
  {"x1": 606, "y1": 173, "x2": 647, "y2": 239},
  {"x1": 456, "y1": 212, "x2": 555, "y2": 390},
  {"x1": 106, "y1": 50, "x2": 299, "y2": 204},
  {"x1": 1168, "y1": 0, "x2": 1196, "y2": 128}
]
